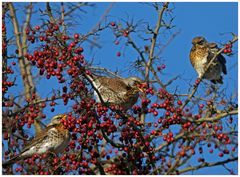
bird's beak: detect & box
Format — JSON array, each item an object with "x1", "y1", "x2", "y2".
[
  {"x1": 61, "y1": 114, "x2": 67, "y2": 120},
  {"x1": 136, "y1": 82, "x2": 148, "y2": 92}
]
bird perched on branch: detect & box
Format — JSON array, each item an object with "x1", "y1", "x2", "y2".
[
  {"x1": 3, "y1": 114, "x2": 70, "y2": 168},
  {"x1": 189, "y1": 36, "x2": 227, "y2": 84},
  {"x1": 85, "y1": 74, "x2": 145, "y2": 110}
]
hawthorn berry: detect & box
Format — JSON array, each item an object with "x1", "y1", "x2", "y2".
[{"x1": 116, "y1": 52, "x2": 121, "y2": 57}]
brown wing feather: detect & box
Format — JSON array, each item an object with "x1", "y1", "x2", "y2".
[
  {"x1": 3, "y1": 125, "x2": 57, "y2": 168},
  {"x1": 207, "y1": 42, "x2": 227, "y2": 75},
  {"x1": 22, "y1": 125, "x2": 56, "y2": 152},
  {"x1": 98, "y1": 77, "x2": 129, "y2": 92},
  {"x1": 189, "y1": 46, "x2": 197, "y2": 67},
  {"x1": 218, "y1": 54, "x2": 227, "y2": 74}
]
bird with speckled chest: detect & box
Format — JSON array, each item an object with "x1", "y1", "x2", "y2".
[
  {"x1": 189, "y1": 36, "x2": 227, "y2": 84},
  {"x1": 2, "y1": 114, "x2": 70, "y2": 168},
  {"x1": 85, "y1": 74, "x2": 145, "y2": 110}
]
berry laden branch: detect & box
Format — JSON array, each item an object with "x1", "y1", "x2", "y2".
[{"x1": 8, "y1": 2, "x2": 43, "y2": 133}]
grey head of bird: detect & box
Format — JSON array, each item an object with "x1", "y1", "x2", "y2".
[
  {"x1": 123, "y1": 76, "x2": 145, "y2": 92},
  {"x1": 49, "y1": 114, "x2": 67, "y2": 126},
  {"x1": 192, "y1": 36, "x2": 208, "y2": 46}
]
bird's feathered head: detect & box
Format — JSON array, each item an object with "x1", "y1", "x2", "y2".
[
  {"x1": 192, "y1": 36, "x2": 207, "y2": 45},
  {"x1": 49, "y1": 114, "x2": 67, "y2": 126},
  {"x1": 124, "y1": 77, "x2": 146, "y2": 92}
]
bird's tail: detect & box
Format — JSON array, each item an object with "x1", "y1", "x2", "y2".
[
  {"x1": 211, "y1": 76, "x2": 223, "y2": 84},
  {"x1": 75, "y1": 63, "x2": 96, "y2": 81},
  {"x1": 2, "y1": 155, "x2": 20, "y2": 168},
  {"x1": 84, "y1": 72, "x2": 100, "y2": 87}
]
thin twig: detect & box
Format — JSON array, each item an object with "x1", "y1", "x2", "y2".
[
  {"x1": 145, "y1": 2, "x2": 169, "y2": 80},
  {"x1": 178, "y1": 157, "x2": 237, "y2": 174},
  {"x1": 190, "y1": 109, "x2": 238, "y2": 123}
]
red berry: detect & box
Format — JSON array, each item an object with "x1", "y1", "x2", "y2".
[
  {"x1": 199, "y1": 104, "x2": 204, "y2": 109},
  {"x1": 70, "y1": 42, "x2": 75, "y2": 47},
  {"x1": 153, "y1": 111, "x2": 158, "y2": 116},
  {"x1": 54, "y1": 24, "x2": 59, "y2": 30},
  {"x1": 116, "y1": 52, "x2": 121, "y2": 57},
  {"x1": 3, "y1": 132, "x2": 8, "y2": 140},
  {"x1": 39, "y1": 36, "x2": 44, "y2": 41},
  {"x1": 195, "y1": 79, "x2": 200, "y2": 85},
  {"x1": 79, "y1": 47, "x2": 84, "y2": 53},
  {"x1": 223, "y1": 49, "x2": 228, "y2": 53},
  {"x1": 74, "y1": 33, "x2": 79, "y2": 39},
  {"x1": 161, "y1": 64, "x2": 166, "y2": 69},
  {"x1": 177, "y1": 100, "x2": 182, "y2": 105},
  {"x1": 25, "y1": 28, "x2": 30, "y2": 35},
  {"x1": 227, "y1": 49, "x2": 232, "y2": 53},
  {"x1": 218, "y1": 152, "x2": 223, "y2": 157},
  {"x1": 225, "y1": 44, "x2": 230, "y2": 49},
  {"x1": 35, "y1": 25, "x2": 40, "y2": 31},
  {"x1": 111, "y1": 22, "x2": 115, "y2": 26},
  {"x1": 123, "y1": 32, "x2": 128, "y2": 37}
]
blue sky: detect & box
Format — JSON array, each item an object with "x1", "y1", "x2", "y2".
[{"x1": 4, "y1": 2, "x2": 238, "y2": 175}]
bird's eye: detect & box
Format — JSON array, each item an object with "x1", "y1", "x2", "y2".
[{"x1": 134, "y1": 81, "x2": 140, "y2": 85}]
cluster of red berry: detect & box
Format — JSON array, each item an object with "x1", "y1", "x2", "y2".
[
  {"x1": 223, "y1": 43, "x2": 232, "y2": 54},
  {"x1": 2, "y1": 9, "x2": 237, "y2": 174}
]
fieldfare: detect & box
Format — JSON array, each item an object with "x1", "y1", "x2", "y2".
[
  {"x1": 86, "y1": 74, "x2": 145, "y2": 110},
  {"x1": 189, "y1": 36, "x2": 227, "y2": 84},
  {"x1": 3, "y1": 114, "x2": 70, "y2": 168}
]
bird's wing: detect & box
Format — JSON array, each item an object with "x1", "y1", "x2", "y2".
[
  {"x1": 98, "y1": 77, "x2": 129, "y2": 93},
  {"x1": 85, "y1": 73, "x2": 96, "y2": 81},
  {"x1": 21, "y1": 125, "x2": 56, "y2": 153},
  {"x1": 218, "y1": 54, "x2": 227, "y2": 74},
  {"x1": 3, "y1": 125, "x2": 59, "y2": 168},
  {"x1": 189, "y1": 46, "x2": 196, "y2": 67},
  {"x1": 207, "y1": 42, "x2": 218, "y2": 49},
  {"x1": 85, "y1": 74, "x2": 106, "y2": 90},
  {"x1": 207, "y1": 42, "x2": 227, "y2": 74}
]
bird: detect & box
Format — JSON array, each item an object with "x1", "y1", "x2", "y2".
[
  {"x1": 189, "y1": 36, "x2": 227, "y2": 84},
  {"x1": 85, "y1": 74, "x2": 145, "y2": 110},
  {"x1": 2, "y1": 114, "x2": 70, "y2": 168}
]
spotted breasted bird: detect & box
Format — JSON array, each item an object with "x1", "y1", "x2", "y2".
[
  {"x1": 85, "y1": 74, "x2": 145, "y2": 110},
  {"x1": 2, "y1": 114, "x2": 70, "y2": 168},
  {"x1": 189, "y1": 36, "x2": 227, "y2": 84}
]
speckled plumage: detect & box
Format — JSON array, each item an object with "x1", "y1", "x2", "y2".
[
  {"x1": 86, "y1": 74, "x2": 144, "y2": 110},
  {"x1": 189, "y1": 36, "x2": 227, "y2": 84},
  {"x1": 3, "y1": 114, "x2": 70, "y2": 168}
]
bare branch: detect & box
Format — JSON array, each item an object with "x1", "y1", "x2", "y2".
[
  {"x1": 46, "y1": 2, "x2": 55, "y2": 23},
  {"x1": 145, "y1": 2, "x2": 169, "y2": 81},
  {"x1": 192, "y1": 109, "x2": 238, "y2": 123},
  {"x1": 178, "y1": 157, "x2": 237, "y2": 174}
]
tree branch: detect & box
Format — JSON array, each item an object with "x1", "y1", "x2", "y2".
[
  {"x1": 178, "y1": 157, "x2": 237, "y2": 174},
  {"x1": 145, "y1": 2, "x2": 169, "y2": 81}
]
